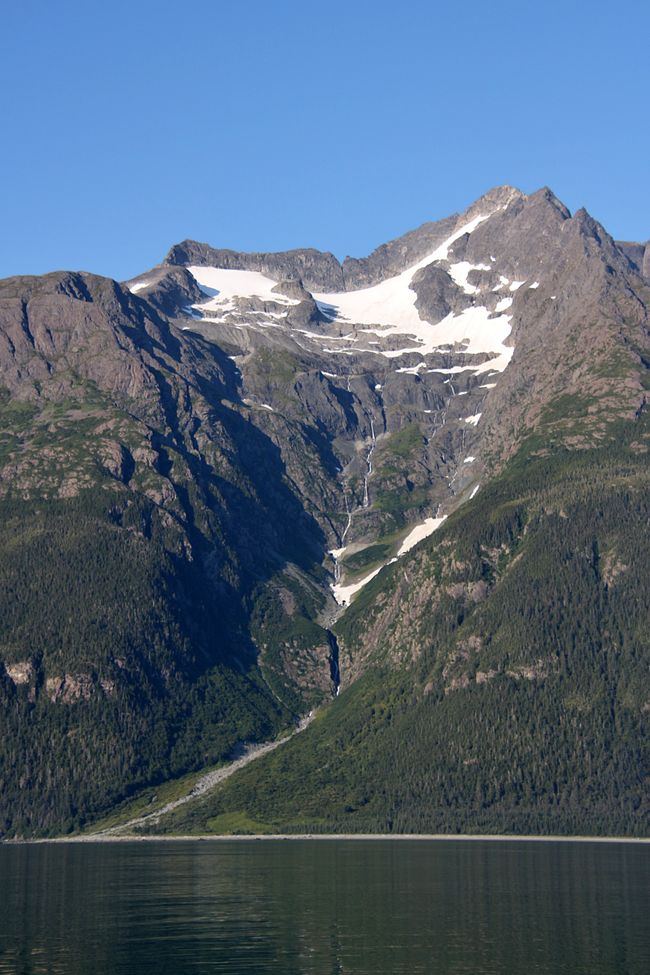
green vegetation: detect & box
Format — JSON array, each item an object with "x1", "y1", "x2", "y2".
[
  {"x1": 0, "y1": 307, "x2": 342, "y2": 838},
  {"x1": 375, "y1": 423, "x2": 424, "y2": 465},
  {"x1": 158, "y1": 431, "x2": 650, "y2": 838},
  {"x1": 0, "y1": 486, "x2": 294, "y2": 837},
  {"x1": 205, "y1": 811, "x2": 273, "y2": 834},
  {"x1": 374, "y1": 486, "x2": 432, "y2": 520},
  {"x1": 87, "y1": 759, "x2": 226, "y2": 833},
  {"x1": 369, "y1": 424, "x2": 437, "y2": 529},
  {"x1": 340, "y1": 540, "x2": 395, "y2": 574}
]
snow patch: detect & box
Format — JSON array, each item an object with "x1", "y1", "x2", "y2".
[
  {"x1": 373, "y1": 304, "x2": 514, "y2": 364},
  {"x1": 447, "y1": 261, "x2": 491, "y2": 295},
  {"x1": 396, "y1": 362, "x2": 427, "y2": 375},
  {"x1": 183, "y1": 213, "x2": 516, "y2": 379},
  {"x1": 242, "y1": 398, "x2": 274, "y2": 412},
  {"x1": 429, "y1": 345, "x2": 513, "y2": 375},
  {"x1": 313, "y1": 214, "x2": 491, "y2": 334},
  {"x1": 329, "y1": 544, "x2": 348, "y2": 560},
  {"x1": 396, "y1": 516, "x2": 447, "y2": 556},
  {"x1": 464, "y1": 456, "x2": 475, "y2": 463},
  {"x1": 464, "y1": 413, "x2": 482, "y2": 426},
  {"x1": 188, "y1": 266, "x2": 298, "y2": 305},
  {"x1": 129, "y1": 280, "x2": 151, "y2": 293},
  {"x1": 331, "y1": 514, "x2": 448, "y2": 606},
  {"x1": 470, "y1": 484, "x2": 480, "y2": 499},
  {"x1": 331, "y1": 564, "x2": 392, "y2": 606},
  {"x1": 429, "y1": 365, "x2": 476, "y2": 375},
  {"x1": 492, "y1": 275, "x2": 510, "y2": 292}
]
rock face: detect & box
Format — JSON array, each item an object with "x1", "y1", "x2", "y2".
[
  {"x1": 616, "y1": 239, "x2": 650, "y2": 279},
  {"x1": 164, "y1": 241, "x2": 346, "y2": 292},
  {"x1": 0, "y1": 183, "x2": 649, "y2": 837}
]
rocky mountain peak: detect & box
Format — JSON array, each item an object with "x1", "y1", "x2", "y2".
[
  {"x1": 526, "y1": 185, "x2": 571, "y2": 217},
  {"x1": 462, "y1": 183, "x2": 527, "y2": 219}
]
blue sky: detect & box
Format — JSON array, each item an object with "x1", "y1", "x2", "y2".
[{"x1": 1, "y1": 0, "x2": 648, "y2": 281}]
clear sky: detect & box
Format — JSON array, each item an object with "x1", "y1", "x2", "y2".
[{"x1": 1, "y1": 0, "x2": 648, "y2": 281}]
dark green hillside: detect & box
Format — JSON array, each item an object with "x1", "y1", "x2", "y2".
[
  {"x1": 158, "y1": 430, "x2": 650, "y2": 837},
  {"x1": 0, "y1": 485, "x2": 295, "y2": 837}
]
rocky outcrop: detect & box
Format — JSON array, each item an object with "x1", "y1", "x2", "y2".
[
  {"x1": 126, "y1": 266, "x2": 207, "y2": 316},
  {"x1": 4, "y1": 661, "x2": 34, "y2": 685},
  {"x1": 144, "y1": 184, "x2": 650, "y2": 558}
]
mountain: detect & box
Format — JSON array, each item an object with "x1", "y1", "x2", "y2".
[{"x1": 0, "y1": 185, "x2": 648, "y2": 838}]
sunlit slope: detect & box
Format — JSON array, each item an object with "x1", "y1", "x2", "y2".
[{"x1": 158, "y1": 422, "x2": 650, "y2": 837}]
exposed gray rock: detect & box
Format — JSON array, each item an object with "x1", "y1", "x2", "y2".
[
  {"x1": 271, "y1": 279, "x2": 311, "y2": 301},
  {"x1": 412, "y1": 264, "x2": 472, "y2": 323},
  {"x1": 616, "y1": 240, "x2": 650, "y2": 280},
  {"x1": 4, "y1": 183, "x2": 647, "y2": 609},
  {"x1": 126, "y1": 266, "x2": 206, "y2": 316},
  {"x1": 616, "y1": 240, "x2": 646, "y2": 273},
  {"x1": 341, "y1": 215, "x2": 459, "y2": 289},
  {"x1": 165, "y1": 241, "x2": 345, "y2": 292}
]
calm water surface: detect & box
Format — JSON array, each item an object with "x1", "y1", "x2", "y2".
[{"x1": 0, "y1": 839, "x2": 649, "y2": 974}]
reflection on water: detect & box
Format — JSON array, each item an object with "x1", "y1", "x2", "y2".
[{"x1": 0, "y1": 839, "x2": 649, "y2": 974}]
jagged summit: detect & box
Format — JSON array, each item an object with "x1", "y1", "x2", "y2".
[{"x1": 153, "y1": 184, "x2": 643, "y2": 304}]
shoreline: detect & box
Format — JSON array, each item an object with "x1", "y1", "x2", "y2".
[{"x1": 7, "y1": 832, "x2": 650, "y2": 846}]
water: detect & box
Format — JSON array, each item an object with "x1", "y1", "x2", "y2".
[{"x1": 1, "y1": 839, "x2": 649, "y2": 974}]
